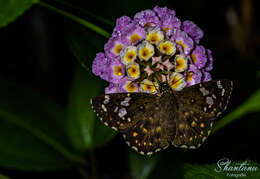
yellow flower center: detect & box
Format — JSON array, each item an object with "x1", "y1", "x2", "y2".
[
  {"x1": 113, "y1": 44, "x2": 123, "y2": 55},
  {"x1": 158, "y1": 41, "x2": 175, "y2": 55},
  {"x1": 142, "y1": 84, "x2": 155, "y2": 92},
  {"x1": 139, "y1": 48, "x2": 151, "y2": 59},
  {"x1": 176, "y1": 41, "x2": 186, "y2": 50},
  {"x1": 113, "y1": 66, "x2": 123, "y2": 76},
  {"x1": 175, "y1": 58, "x2": 185, "y2": 70},
  {"x1": 186, "y1": 72, "x2": 193, "y2": 82},
  {"x1": 126, "y1": 51, "x2": 136, "y2": 62},
  {"x1": 147, "y1": 33, "x2": 160, "y2": 44},
  {"x1": 169, "y1": 75, "x2": 181, "y2": 89},
  {"x1": 126, "y1": 82, "x2": 137, "y2": 92},
  {"x1": 163, "y1": 27, "x2": 171, "y2": 32},
  {"x1": 127, "y1": 65, "x2": 139, "y2": 78},
  {"x1": 191, "y1": 54, "x2": 197, "y2": 63},
  {"x1": 130, "y1": 33, "x2": 141, "y2": 43}
]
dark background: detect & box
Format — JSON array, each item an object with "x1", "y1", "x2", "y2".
[{"x1": 0, "y1": 0, "x2": 260, "y2": 178}]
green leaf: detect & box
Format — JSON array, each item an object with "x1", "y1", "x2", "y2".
[
  {"x1": 0, "y1": 0, "x2": 38, "y2": 28},
  {"x1": 184, "y1": 160, "x2": 260, "y2": 179},
  {"x1": 38, "y1": 2, "x2": 110, "y2": 38},
  {"x1": 66, "y1": 23, "x2": 107, "y2": 72},
  {"x1": 129, "y1": 151, "x2": 160, "y2": 179},
  {"x1": 52, "y1": 0, "x2": 114, "y2": 27},
  {"x1": 213, "y1": 89, "x2": 260, "y2": 133},
  {"x1": 66, "y1": 25, "x2": 116, "y2": 152},
  {"x1": 0, "y1": 78, "x2": 84, "y2": 171},
  {"x1": 0, "y1": 174, "x2": 11, "y2": 179}
]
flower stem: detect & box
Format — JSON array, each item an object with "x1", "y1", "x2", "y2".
[
  {"x1": 52, "y1": 0, "x2": 114, "y2": 27},
  {"x1": 38, "y1": 1, "x2": 110, "y2": 38}
]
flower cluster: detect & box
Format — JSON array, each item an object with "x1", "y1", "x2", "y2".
[{"x1": 92, "y1": 6, "x2": 213, "y2": 94}]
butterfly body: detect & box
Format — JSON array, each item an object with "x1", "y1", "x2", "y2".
[{"x1": 91, "y1": 79, "x2": 233, "y2": 155}]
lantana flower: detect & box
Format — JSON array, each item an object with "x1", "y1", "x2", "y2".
[{"x1": 92, "y1": 5, "x2": 214, "y2": 94}]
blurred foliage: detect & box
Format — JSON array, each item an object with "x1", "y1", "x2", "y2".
[
  {"x1": 66, "y1": 25, "x2": 116, "y2": 152},
  {"x1": 129, "y1": 151, "x2": 159, "y2": 179},
  {"x1": 0, "y1": 78, "x2": 74, "y2": 171},
  {"x1": 0, "y1": 174, "x2": 11, "y2": 179},
  {"x1": 66, "y1": 65, "x2": 116, "y2": 152},
  {"x1": 0, "y1": 0, "x2": 38, "y2": 28},
  {"x1": 213, "y1": 88, "x2": 260, "y2": 133}
]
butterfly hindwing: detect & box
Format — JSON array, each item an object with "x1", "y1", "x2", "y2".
[
  {"x1": 123, "y1": 113, "x2": 170, "y2": 155},
  {"x1": 171, "y1": 79, "x2": 233, "y2": 148},
  {"x1": 172, "y1": 110, "x2": 213, "y2": 149}
]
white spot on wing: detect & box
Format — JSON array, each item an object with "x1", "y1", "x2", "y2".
[
  {"x1": 132, "y1": 146, "x2": 138, "y2": 151},
  {"x1": 202, "y1": 137, "x2": 207, "y2": 142},
  {"x1": 217, "y1": 80, "x2": 223, "y2": 89},
  {"x1": 118, "y1": 108, "x2": 127, "y2": 118},
  {"x1": 111, "y1": 126, "x2": 118, "y2": 131},
  {"x1": 206, "y1": 96, "x2": 214, "y2": 108},
  {"x1": 114, "y1": 107, "x2": 118, "y2": 113},
  {"x1": 120, "y1": 101, "x2": 129, "y2": 106},
  {"x1": 221, "y1": 88, "x2": 225, "y2": 96},
  {"x1": 101, "y1": 104, "x2": 107, "y2": 112},
  {"x1": 155, "y1": 148, "x2": 161, "y2": 152},
  {"x1": 104, "y1": 95, "x2": 110, "y2": 104},
  {"x1": 208, "y1": 130, "x2": 211, "y2": 135},
  {"x1": 180, "y1": 145, "x2": 188, "y2": 148},
  {"x1": 199, "y1": 87, "x2": 209, "y2": 96}
]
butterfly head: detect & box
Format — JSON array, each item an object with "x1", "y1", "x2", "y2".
[{"x1": 159, "y1": 82, "x2": 173, "y2": 95}]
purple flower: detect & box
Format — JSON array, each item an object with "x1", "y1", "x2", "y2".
[
  {"x1": 202, "y1": 70, "x2": 212, "y2": 82},
  {"x1": 92, "y1": 52, "x2": 109, "y2": 81},
  {"x1": 105, "y1": 83, "x2": 121, "y2": 94},
  {"x1": 92, "y1": 6, "x2": 214, "y2": 93},
  {"x1": 183, "y1": 20, "x2": 204, "y2": 44},
  {"x1": 171, "y1": 29, "x2": 194, "y2": 55},
  {"x1": 205, "y1": 49, "x2": 213, "y2": 71},
  {"x1": 112, "y1": 16, "x2": 132, "y2": 37},
  {"x1": 104, "y1": 36, "x2": 126, "y2": 59},
  {"x1": 119, "y1": 77, "x2": 139, "y2": 92},
  {"x1": 134, "y1": 10, "x2": 160, "y2": 27},
  {"x1": 123, "y1": 23, "x2": 146, "y2": 45},
  {"x1": 190, "y1": 45, "x2": 207, "y2": 69},
  {"x1": 107, "y1": 57, "x2": 125, "y2": 83},
  {"x1": 153, "y1": 5, "x2": 176, "y2": 19},
  {"x1": 185, "y1": 64, "x2": 202, "y2": 86},
  {"x1": 161, "y1": 15, "x2": 181, "y2": 35}
]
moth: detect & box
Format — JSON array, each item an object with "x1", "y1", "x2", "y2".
[{"x1": 90, "y1": 79, "x2": 233, "y2": 155}]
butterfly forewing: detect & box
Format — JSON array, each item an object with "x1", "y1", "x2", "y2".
[
  {"x1": 171, "y1": 79, "x2": 233, "y2": 148},
  {"x1": 91, "y1": 92, "x2": 170, "y2": 155}
]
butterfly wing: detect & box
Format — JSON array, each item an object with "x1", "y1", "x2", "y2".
[
  {"x1": 172, "y1": 79, "x2": 233, "y2": 149},
  {"x1": 91, "y1": 93, "x2": 170, "y2": 155}
]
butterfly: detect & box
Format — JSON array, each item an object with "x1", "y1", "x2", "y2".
[{"x1": 90, "y1": 79, "x2": 233, "y2": 155}]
